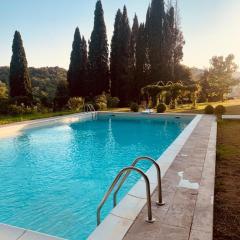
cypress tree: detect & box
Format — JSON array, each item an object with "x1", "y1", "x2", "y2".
[
  {"x1": 145, "y1": 5, "x2": 151, "y2": 45},
  {"x1": 118, "y1": 6, "x2": 131, "y2": 105},
  {"x1": 136, "y1": 24, "x2": 148, "y2": 98},
  {"x1": 129, "y1": 14, "x2": 139, "y2": 69},
  {"x1": 68, "y1": 27, "x2": 84, "y2": 97},
  {"x1": 88, "y1": 0, "x2": 109, "y2": 96},
  {"x1": 163, "y1": 6, "x2": 175, "y2": 82},
  {"x1": 9, "y1": 31, "x2": 32, "y2": 100},
  {"x1": 163, "y1": 3, "x2": 185, "y2": 83},
  {"x1": 129, "y1": 14, "x2": 139, "y2": 100},
  {"x1": 110, "y1": 9, "x2": 122, "y2": 97},
  {"x1": 148, "y1": 0, "x2": 165, "y2": 83},
  {"x1": 80, "y1": 36, "x2": 88, "y2": 96}
]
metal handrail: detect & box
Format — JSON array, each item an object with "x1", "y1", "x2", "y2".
[
  {"x1": 113, "y1": 156, "x2": 165, "y2": 207},
  {"x1": 83, "y1": 104, "x2": 96, "y2": 118},
  {"x1": 97, "y1": 166, "x2": 155, "y2": 226}
]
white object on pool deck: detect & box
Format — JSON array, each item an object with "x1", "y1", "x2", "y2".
[
  {"x1": 177, "y1": 171, "x2": 199, "y2": 190},
  {"x1": 142, "y1": 109, "x2": 154, "y2": 114}
]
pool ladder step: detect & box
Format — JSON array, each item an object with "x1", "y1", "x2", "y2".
[
  {"x1": 97, "y1": 156, "x2": 165, "y2": 225},
  {"x1": 83, "y1": 103, "x2": 97, "y2": 119}
]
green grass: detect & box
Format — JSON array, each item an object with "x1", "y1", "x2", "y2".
[
  {"x1": 166, "y1": 99, "x2": 240, "y2": 114},
  {"x1": 214, "y1": 120, "x2": 240, "y2": 239},
  {"x1": 0, "y1": 110, "x2": 78, "y2": 125},
  {"x1": 217, "y1": 144, "x2": 240, "y2": 159}
]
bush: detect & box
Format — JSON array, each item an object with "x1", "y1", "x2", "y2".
[
  {"x1": 54, "y1": 96, "x2": 69, "y2": 111},
  {"x1": 0, "y1": 99, "x2": 10, "y2": 114},
  {"x1": 130, "y1": 102, "x2": 139, "y2": 112},
  {"x1": 7, "y1": 104, "x2": 24, "y2": 115},
  {"x1": 107, "y1": 96, "x2": 120, "y2": 108},
  {"x1": 7, "y1": 104, "x2": 38, "y2": 115},
  {"x1": 215, "y1": 105, "x2": 226, "y2": 116},
  {"x1": 157, "y1": 103, "x2": 167, "y2": 113},
  {"x1": 94, "y1": 94, "x2": 107, "y2": 111},
  {"x1": 10, "y1": 96, "x2": 32, "y2": 106},
  {"x1": 204, "y1": 105, "x2": 214, "y2": 114},
  {"x1": 67, "y1": 97, "x2": 84, "y2": 111}
]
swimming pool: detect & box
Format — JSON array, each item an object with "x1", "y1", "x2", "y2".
[{"x1": 0, "y1": 113, "x2": 193, "y2": 240}]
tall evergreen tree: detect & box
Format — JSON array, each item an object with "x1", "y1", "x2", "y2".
[
  {"x1": 88, "y1": 0, "x2": 109, "y2": 96},
  {"x1": 110, "y1": 9, "x2": 122, "y2": 97},
  {"x1": 68, "y1": 27, "x2": 85, "y2": 97},
  {"x1": 80, "y1": 36, "x2": 88, "y2": 96},
  {"x1": 129, "y1": 14, "x2": 139, "y2": 69},
  {"x1": 145, "y1": 5, "x2": 151, "y2": 45},
  {"x1": 135, "y1": 23, "x2": 148, "y2": 100},
  {"x1": 163, "y1": 3, "x2": 185, "y2": 83},
  {"x1": 9, "y1": 31, "x2": 32, "y2": 100},
  {"x1": 118, "y1": 6, "x2": 131, "y2": 105},
  {"x1": 163, "y1": 6, "x2": 175, "y2": 82},
  {"x1": 148, "y1": 0, "x2": 165, "y2": 83},
  {"x1": 129, "y1": 14, "x2": 139, "y2": 100}
]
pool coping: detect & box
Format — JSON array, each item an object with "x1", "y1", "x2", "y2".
[
  {"x1": 0, "y1": 112, "x2": 201, "y2": 240},
  {"x1": 88, "y1": 114, "x2": 202, "y2": 240},
  {"x1": 0, "y1": 112, "x2": 95, "y2": 139}
]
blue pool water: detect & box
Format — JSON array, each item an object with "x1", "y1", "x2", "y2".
[{"x1": 0, "y1": 114, "x2": 192, "y2": 240}]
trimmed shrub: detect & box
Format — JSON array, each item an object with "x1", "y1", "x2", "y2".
[
  {"x1": 67, "y1": 97, "x2": 84, "y2": 111},
  {"x1": 107, "y1": 96, "x2": 120, "y2": 108},
  {"x1": 94, "y1": 94, "x2": 107, "y2": 111},
  {"x1": 215, "y1": 105, "x2": 226, "y2": 116},
  {"x1": 157, "y1": 103, "x2": 167, "y2": 113},
  {"x1": 130, "y1": 102, "x2": 139, "y2": 112},
  {"x1": 204, "y1": 105, "x2": 214, "y2": 114}
]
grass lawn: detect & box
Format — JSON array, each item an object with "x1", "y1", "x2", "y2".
[
  {"x1": 166, "y1": 99, "x2": 240, "y2": 114},
  {"x1": 214, "y1": 120, "x2": 240, "y2": 240},
  {"x1": 0, "y1": 110, "x2": 78, "y2": 125}
]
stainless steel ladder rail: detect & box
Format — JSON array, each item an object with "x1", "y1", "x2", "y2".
[
  {"x1": 97, "y1": 166, "x2": 155, "y2": 226},
  {"x1": 83, "y1": 104, "x2": 96, "y2": 118},
  {"x1": 113, "y1": 156, "x2": 165, "y2": 207}
]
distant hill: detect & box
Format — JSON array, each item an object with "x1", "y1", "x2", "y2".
[{"x1": 0, "y1": 66, "x2": 67, "y2": 101}]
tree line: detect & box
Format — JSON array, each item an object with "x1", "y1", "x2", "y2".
[{"x1": 6, "y1": 0, "x2": 186, "y2": 107}]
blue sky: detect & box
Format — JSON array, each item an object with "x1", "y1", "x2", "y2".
[{"x1": 1, "y1": 0, "x2": 240, "y2": 69}]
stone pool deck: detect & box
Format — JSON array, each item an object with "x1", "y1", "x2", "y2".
[{"x1": 123, "y1": 115, "x2": 216, "y2": 240}]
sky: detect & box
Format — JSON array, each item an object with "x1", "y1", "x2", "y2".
[{"x1": 1, "y1": 0, "x2": 240, "y2": 69}]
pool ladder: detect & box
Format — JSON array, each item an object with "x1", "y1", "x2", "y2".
[
  {"x1": 83, "y1": 104, "x2": 97, "y2": 119},
  {"x1": 97, "y1": 156, "x2": 165, "y2": 226}
]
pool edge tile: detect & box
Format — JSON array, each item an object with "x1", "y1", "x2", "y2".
[
  {"x1": 0, "y1": 224, "x2": 26, "y2": 240},
  {"x1": 87, "y1": 214, "x2": 133, "y2": 240}
]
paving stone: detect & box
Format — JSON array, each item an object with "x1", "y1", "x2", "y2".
[
  {"x1": 189, "y1": 229, "x2": 212, "y2": 240},
  {"x1": 124, "y1": 222, "x2": 190, "y2": 240},
  {"x1": 164, "y1": 188, "x2": 197, "y2": 228}
]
